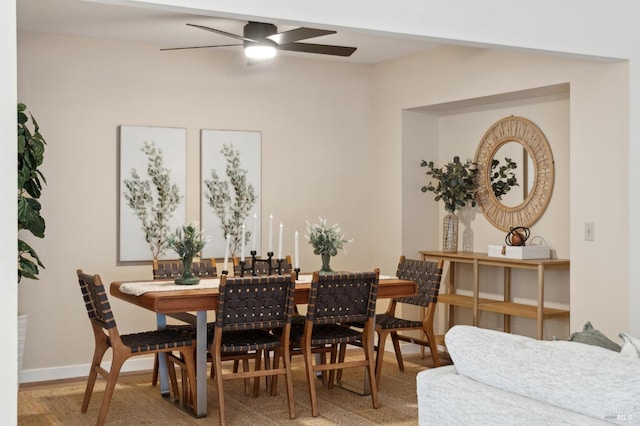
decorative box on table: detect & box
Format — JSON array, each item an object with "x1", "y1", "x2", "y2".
[{"x1": 487, "y1": 244, "x2": 550, "y2": 259}]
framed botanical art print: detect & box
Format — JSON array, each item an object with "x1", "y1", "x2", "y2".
[
  {"x1": 119, "y1": 125, "x2": 187, "y2": 261},
  {"x1": 200, "y1": 129, "x2": 261, "y2": 259}
]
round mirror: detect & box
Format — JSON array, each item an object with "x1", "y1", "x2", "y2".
[{"x1": 474, "y1": 116, "x2": 554, "y2": 231}]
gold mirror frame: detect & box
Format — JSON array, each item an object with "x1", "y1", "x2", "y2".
[{"x1": 474, "y1": 116, "x2": 554, "y2": 231}]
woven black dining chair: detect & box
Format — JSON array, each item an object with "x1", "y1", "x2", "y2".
[
  {"x1": 289, "y1": 270, "x2": 380, "y2": 417},
  {"x1": 76, "y1": 270, "x2": 197, "y2": 425},
  {"x1": 150, "y1": 258, "x2": 217, "y2": 389},
  {"x1": 211, "y1": 273, "x2": 297, "y2": 426},
  {"x1": 371, "y1": 256, "x2": 444, "y2": 386},
  {"x1": 338, "y1": 257, "x2": 444, "y2": 388},
  {"x1": 233, "y1": 254, "x2": 296, "y2": 390},
  {"x1": 150, "y1": 257, "x2": 260, "y2": 403},
  {"x1": 152, "y1": 258, "x2": 218, "y2": 280}
]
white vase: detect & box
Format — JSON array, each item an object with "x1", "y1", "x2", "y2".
[{"x1": 18, "y1": 314, "x2": 27, "y2": 373}]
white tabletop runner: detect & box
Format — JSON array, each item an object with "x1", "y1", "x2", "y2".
[
  {"x1": 119, "y1": 278, "x2": 221, "y2": 296},
  {"x1": 119, "y1": 274, "x2": 398, "y2": 296}
]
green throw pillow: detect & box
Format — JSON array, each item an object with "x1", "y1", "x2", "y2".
[{"x1": 568, "y1": 321, "x2": 621, "y2": 352}]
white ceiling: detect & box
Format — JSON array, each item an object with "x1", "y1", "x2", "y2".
[{"x1": 17, "y1": 0, "x2": 446, "y2": 64}]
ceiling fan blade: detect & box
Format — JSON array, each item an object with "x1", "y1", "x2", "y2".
[
  {"x1": 278, "y1": 42, "x2": 357, "y2": 57},
  {"x1": 268, "y1": 27, "x2": 336, "y2": 45},
  {"x1": 186, "y1": 23, "x2": 255, "y2": 42},
  {"x1": 160, "y1": 43, "x2": 242, "y2": 51}
]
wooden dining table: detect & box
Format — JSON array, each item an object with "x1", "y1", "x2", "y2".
[{"x1": 110, "y1": 275, "x2": 417, "y2": 418}]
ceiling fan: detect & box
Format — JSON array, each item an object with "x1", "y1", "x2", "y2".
[{"x1": 161, "y1": 22, "x2": 357, "y2": 63}]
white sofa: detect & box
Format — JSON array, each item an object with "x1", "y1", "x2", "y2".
[{"x1": 417, "y1": 326, "x2": 640, "y2": 425}]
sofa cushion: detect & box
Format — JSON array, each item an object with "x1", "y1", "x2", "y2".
[
  {"x1": 445, "y1": 325, "x2": 640, "y2": 423},
  {"x1": 568, "y1": 321, "x2": 621, "y2": 352},
  {"x1": 417, "y1": 366, "x2": 608, "y2": 425}
]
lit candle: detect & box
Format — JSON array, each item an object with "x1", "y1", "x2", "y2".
[
  {"x1": 240, "y1": 223, "x2": 246, "y2": 262},
  {"x1": 252, "y1": 213, "x2": 257, "y2": 252},
  {"x1": 223, "y1": 234, "x2": 230, "y2": 272},
  {"x1": 268, "y1": 214, "x2": 274, "y2": 254},
  {"x1": 278, "y1": 222, "x2": 284, "y2": 259},
  {"x1": 294, "y1": 230, "x2": 299, "y2": 269}
]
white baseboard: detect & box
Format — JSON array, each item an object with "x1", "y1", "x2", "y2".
[
  {"x1": 19, "y1": 357, "x2": 154, "y2": 384},
  {"x1": 19, "y1": 342, "x2": 436, "y2": 384}
]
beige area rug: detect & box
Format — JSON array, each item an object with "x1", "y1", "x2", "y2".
[{"x1": 19, "y1": 352, "x2": 451, "y2": 426}]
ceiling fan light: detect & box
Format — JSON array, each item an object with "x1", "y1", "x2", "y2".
[{"x1": 244, "y1": 44, "x2": 277, "y2": 59}]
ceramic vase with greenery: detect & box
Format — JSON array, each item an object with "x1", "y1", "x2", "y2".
[
  {"x1": 167, "y1": 223, "x2": 208, "y2": 285},
  {"x1": 18, "y1": 103, "x2": 47, "y2": 282},
  {"x1": 420, "y1": 156, "x2": 478, "y2": 253},
  {"x1": 305, "y1": 218, "x2": 352, "y2": 274}
]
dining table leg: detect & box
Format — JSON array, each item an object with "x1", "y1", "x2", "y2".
[
  {"x1": 195, "y1": 310, "x2": 207, "y2": 417},
  {"x1": 156, "y1": 313, "x2": 170, "y2": 396},
  {"x1": 156, "y1": 311, "x2": 208, "y2": 417}
]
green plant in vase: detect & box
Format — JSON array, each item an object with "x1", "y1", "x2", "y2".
[
  {"x1": 305, "y1": 217, "x2": 352, "y2": 274},
  {"x1": 420, "y1": 156, "x2": 479, "y2": 253},
  {"x1": 167, "y1": 222, "x2": 208, "y2": 285}
]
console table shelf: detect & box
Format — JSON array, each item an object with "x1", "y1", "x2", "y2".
[{"x1": 420, "y1": 250, "x2": 570, "y2": 340}]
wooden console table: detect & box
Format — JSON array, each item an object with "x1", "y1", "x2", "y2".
[{"x1": 420, "y1": 250, "x2": 570, "y2": 340}]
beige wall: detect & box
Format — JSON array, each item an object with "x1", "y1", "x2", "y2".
[
  {"x1": 17, "y1": 32, "x2": 377, "y2": 379},
  {"x1": 17, "y1": 31, "x2": 629, "y2": 381},
  {"x1": 370, "y1": 47, "x2": 628, "y2": 338}
]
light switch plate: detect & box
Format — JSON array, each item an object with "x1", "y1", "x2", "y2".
[{"x1": 585, "y1": 222, "x2": 595, "y2": 241}]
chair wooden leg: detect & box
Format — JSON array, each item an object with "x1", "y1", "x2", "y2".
[
  {"x1": 264, "y1": 349, "x2": 272, "y2": 392},
  {"x1": 336, "y1": 343, "x2": 347, "y2": 382},
  {"x1": 374, "y1": 330, "x2": 391, "y2": 388},
  {"x1": 213, "y1": 354, "x2": 227, "y2": 426},
  {"x1": 271, "y1": 350, "x2": 280, "y2": 396},
  {"x1": 82, "y1": 337, "x2": 109, "y2": 413},
  {"x1": 390, "y1": 331, "x2": 405, "y2": 371},
  {"x1": 210, "y1": 356, "x2": 216, "y2": 379},
  {"x1": 151, "y1": 353, "x2": 159, "y2": 386},
  {"x1": 424, "y1": 326, "x2": 441, "y2": 367},
  {"x1": 362, "y1": 329, "x2": 380, "y2": 409},
  {"x1": 280, "y1": 347, "x2": 296, "y2": 419},
  {"x1": 242, "y1": 358, "x2": 251, "y2": 396},
  {"x1": 181, "y1": 348, "x2": 198, "y2": 411},
  {"x1": 319, "y1": 351, "x2": 330, "y2": 386},
  {"x1": 327, "y1": 345, "x2": 338, "y2": 390},
  {"x1": 252, "y1": 351, "x2": 262, "y2": 398},
  {"x1": 165, "y1": 353, "x2": 180, "y2": 401},
  {"x1": 302, "y1": 344, "x2": 320, "y2": 417},
  {"x1": 96, "y1": 354, "x2": 125, "y2": 426}
]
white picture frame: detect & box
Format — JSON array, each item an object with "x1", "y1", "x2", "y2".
[
  {"x1": 200, "y1": 129, "x2": 262, "y2": 258},
  {"x1": 119, "y1": 125, "x2": 187, "y2": 261}
]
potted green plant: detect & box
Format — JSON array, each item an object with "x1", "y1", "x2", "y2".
[
  {"x1": 167, "y1": 222, "x2": 208, "y2": 285},
  {"x1": 18, "y1": 103, "x2": 47, "y2": 282},
  {"x1": 17, "y1": 102, "x2": 47, "y2": 373},
  {"x1": 420, "y1": 156, "x2": 478, "y2": 252},
  {"x1": 305, "y1": 217, "x2": 352, "y2": 274}
]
